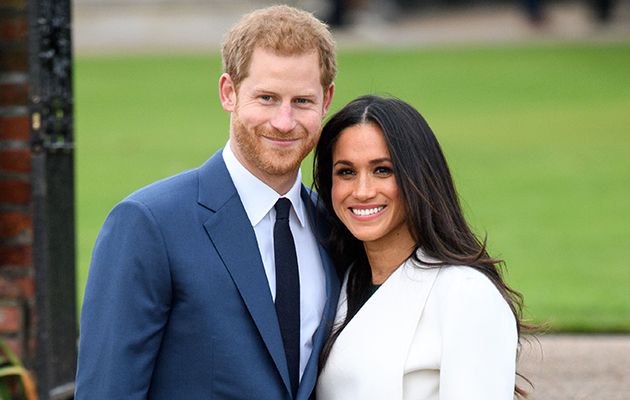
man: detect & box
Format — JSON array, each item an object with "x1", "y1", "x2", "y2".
[{"x1": 75, "y1": 6, "x2": 339, "y2": 399}]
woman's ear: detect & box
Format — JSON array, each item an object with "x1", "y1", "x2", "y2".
[{"x1": 219, "y1": 73, "x2": 236, "y2": 112}]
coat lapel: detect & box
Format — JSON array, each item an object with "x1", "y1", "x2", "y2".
[
  {"x1": 198, "y1": 151, "x2": 291, "y2": 393},
  {"x1": 328, "y1": 252, "x2": 441, "y2": 398}
]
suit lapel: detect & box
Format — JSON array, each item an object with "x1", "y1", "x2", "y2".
[
  {"x1": 297, "y1": 188, "x2": 341, "y2": 400},
  {"x1": 198, "y1": 151, "x2": 291, "y2": 393}
]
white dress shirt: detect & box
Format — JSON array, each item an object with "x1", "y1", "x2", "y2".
[{"x1": 223, "y1": 141, "x2": 327, "y2": 379}]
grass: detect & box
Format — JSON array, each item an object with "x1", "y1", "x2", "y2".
[{"x1": 75, "y1": 42, "x2": 630, "y2": 332}]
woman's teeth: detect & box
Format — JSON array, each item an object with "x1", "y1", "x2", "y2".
[{"x1": 351, "y1": 206, "x2": 384, "y2": 216}]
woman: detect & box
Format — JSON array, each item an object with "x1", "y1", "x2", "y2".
[{"x1": 314, "y1": 95, "x2": 528, "y2": 399}]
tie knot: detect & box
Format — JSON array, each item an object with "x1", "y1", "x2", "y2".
[{"x1": 274, "y1": 198, "x2": 292, "y2": 221}]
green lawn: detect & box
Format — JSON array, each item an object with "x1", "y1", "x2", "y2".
[{"x1": 75, "y1": 43, "x2": 630, "y2": 331}]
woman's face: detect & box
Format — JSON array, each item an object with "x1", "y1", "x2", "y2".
[{"x1": 331, "y1": 123, "x2": 411, "y2": 247}]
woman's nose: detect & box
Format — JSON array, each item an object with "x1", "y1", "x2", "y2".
[{"x1": 353, "y1": 174, "x2": 376, "y2": 200}]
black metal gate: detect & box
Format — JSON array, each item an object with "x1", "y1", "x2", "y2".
[{"x1": 28, "y1": 0, "x2": 77, "y2": 398}]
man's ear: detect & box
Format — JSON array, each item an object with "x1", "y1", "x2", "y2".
[
  {"x1": 322, "y1": 82, "x2": 335, "y2": 116},
  {"x1": 219, "y1": 73, "x2": 237, "y2": 112}
]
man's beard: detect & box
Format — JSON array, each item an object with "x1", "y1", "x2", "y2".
[{"x1": 231, "y1": 113, "x2": 318, "y2": 177}]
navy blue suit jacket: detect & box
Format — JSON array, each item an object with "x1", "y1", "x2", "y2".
[{"x1": 75, "y1": 149, "x2": 341, "y2": 399}]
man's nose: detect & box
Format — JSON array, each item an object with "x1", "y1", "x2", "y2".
[{"x1": 270, "y1": 102, "x2": 297, "y2": 133}]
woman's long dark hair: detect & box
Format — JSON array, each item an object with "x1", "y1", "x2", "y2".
[{"x1": 313, "y1": 95, "x2": 530, "y2": 397}]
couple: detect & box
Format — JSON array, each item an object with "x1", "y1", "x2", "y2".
[{"x1": 75, "y1": 5, "x2": 526, "y2": 400}]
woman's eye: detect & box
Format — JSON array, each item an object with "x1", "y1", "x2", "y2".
[
  {"x1": 374, "y1": 166, "x2": 393, "y2": 176},
  {"x1": 334, "y1": 168, "x2": 355, "y2": 177}
]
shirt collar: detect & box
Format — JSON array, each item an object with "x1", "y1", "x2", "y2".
[{"x1": 222, "y1": 140, "x2": 307, "y2": 227}]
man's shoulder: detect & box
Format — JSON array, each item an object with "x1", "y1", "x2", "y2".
[
  {"x1": 300, "y1": 184, "x2": 319, "y2": 204},
  {"x1": 123, "y1": 149, "x2": 225, "y2": 208},
  {"x1": 301, "y1": 185, "x2": 329, "y2": 221},
  {"x1": 126, "y1": 167, "x2": 199, "y2": 205}
]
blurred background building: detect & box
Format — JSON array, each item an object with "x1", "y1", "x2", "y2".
[{"x1": 72, "y1": 0, "x2": 630, "y2": 54}]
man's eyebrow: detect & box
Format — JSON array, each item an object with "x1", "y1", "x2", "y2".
[
  {"x1": 251, "y1": 88, "x2": 276, "y2": 95},
  {"x1": 294, "y1": 93, "x2": 318, "y2": 98}
]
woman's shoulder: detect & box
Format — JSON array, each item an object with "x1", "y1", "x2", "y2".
[
  {"x1": 429, "y1": 265, "x2": 515, "y2": 328},
  {"x1": 408, "y1": 250, "x2": 507, "y2": 309},
  {"x1": 409, "y1": 251, "x2": 491, "y2": 287},
  {"x1": 411, "y1": 250, "x2": 493, "y2": 286},
  {"x1": 438, "y1": 264, "x2": 494, "y2": 285},
  {"x1": 435, "y1": 265, "x2": 503, "y2": 300}
]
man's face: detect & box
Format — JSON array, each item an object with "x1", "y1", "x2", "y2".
[{"x1": 220, "y1": 47, "x2": 334, "y2": 192}]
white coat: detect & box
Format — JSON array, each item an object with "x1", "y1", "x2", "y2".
[{"x1": 317, "y1": 250, "x2": 518, "y2": 400}]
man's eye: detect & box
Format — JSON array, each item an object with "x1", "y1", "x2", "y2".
[
  {"x1": 295, "y1": 98, "x2": 311, "y2": 105},
  {"x1": 260, "y1": 95, "x2": 273, "y2": 102}
]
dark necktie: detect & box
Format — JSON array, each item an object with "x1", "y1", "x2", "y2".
[{"x1": 273, "y1": 198, "x2": 300, "y2": 397}]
